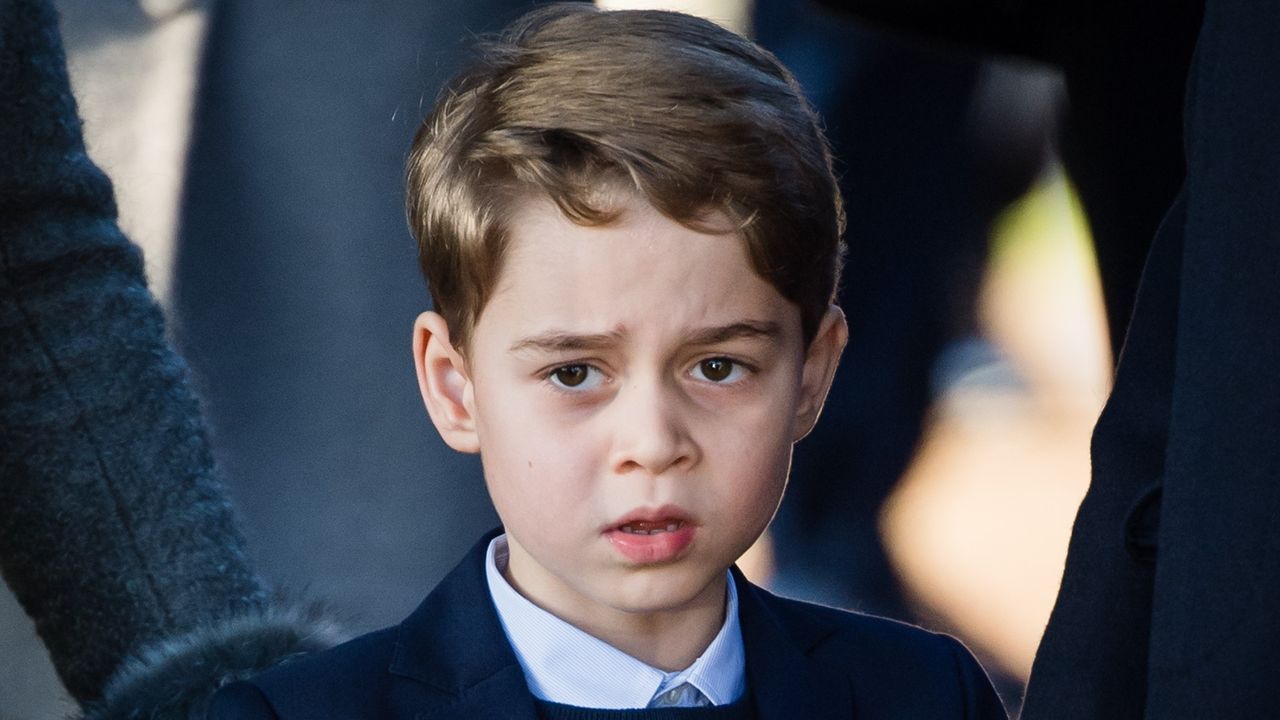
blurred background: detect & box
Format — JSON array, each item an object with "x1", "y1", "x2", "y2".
[{"x1": 0, "y1": 1, "x2": 1117, "y2": 717}]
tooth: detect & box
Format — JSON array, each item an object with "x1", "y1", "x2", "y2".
[
  {"x1": 666, "y1": 523, "x2": 678, "y2": 532},
  {"x1": 621, "y1": 525, "x2": 633, "y2": 534}
]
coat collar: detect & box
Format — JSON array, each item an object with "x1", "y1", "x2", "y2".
[
  {"x1": 388, "y1": 529, "x2": 537, "y2": 719},
  {"x1": 734, "y1": 566, "x2": 856, "y2": 720},
  {"x1": 386, "y1": 529, "x2": 854, "y2": 720}
]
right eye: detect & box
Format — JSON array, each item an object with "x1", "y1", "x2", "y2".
[{"x1": 547, "y1": 364, "x2": 604, "y2": 391}]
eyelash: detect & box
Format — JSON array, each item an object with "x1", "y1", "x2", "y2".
[
  {"x1": 690, "y1": 357, "x2": 747, "y2": 384},
  {"x1": 541, "y1": 357, "x2": 752, "y2": 393},
  {"x1": 545, "y1": 363, "x2": 606, "y2": 392}
]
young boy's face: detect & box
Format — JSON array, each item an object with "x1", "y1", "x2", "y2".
[{"x1": 415, "y1": 191, "x2": 845, "y2": 638}]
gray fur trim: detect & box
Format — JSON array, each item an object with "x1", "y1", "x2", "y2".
[{"x1": 81, "y1": 604, "x2": 347, "y2": 720}]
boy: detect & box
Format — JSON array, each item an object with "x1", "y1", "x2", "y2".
[{"x1": 212, "y1": 4, "x2": 1005, "y2": 718}]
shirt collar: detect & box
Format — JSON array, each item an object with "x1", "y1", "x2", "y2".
[{"x1": 484, "y1": 534, "x2": 745, "y2": 708}]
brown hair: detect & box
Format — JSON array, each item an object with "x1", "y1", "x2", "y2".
[{"x1": 406, "y1": 3, "x2": 844, "y2": 352}]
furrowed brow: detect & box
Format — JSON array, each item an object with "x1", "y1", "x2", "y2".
[
  {"x1": 685, "y1": 321, "x2": 783, "y2": 346},
  {"x1": 509, "y1": 329, "x2": 625, "y2": 355},
  {"x1": 508, "y1": 321, "x2": 782, "y2": 355}
]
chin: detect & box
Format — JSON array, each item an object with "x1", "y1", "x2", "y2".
[{"x1": 604, "y1": 564, "x2": 724, "y2": 614}]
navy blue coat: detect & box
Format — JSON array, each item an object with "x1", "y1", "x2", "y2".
[{"x1": 210, "y1": 533, "x2": 1006, "y2": 719}]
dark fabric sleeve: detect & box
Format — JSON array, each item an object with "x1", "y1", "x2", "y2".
[{"x1": 0, "y1": 0, "x2": 341, "y2": 712}]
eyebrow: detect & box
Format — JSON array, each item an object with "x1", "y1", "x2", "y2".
[
  {"x1": 686, "y1": 320, "x2": 783, "y2": 346},
  {"x1": 508, "y1": 320, "x2": 783, "y2": 355}
]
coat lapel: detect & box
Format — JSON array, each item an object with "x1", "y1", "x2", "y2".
[
  {"x1": 387, "y1": 530, "x2": 539, "y2": 720},
  {"x1": 382, "y1": 537, "x2": 853, "y2": 719},
  {"x1": 734, "y1": 568, "x2": 855, "y2": 720}
]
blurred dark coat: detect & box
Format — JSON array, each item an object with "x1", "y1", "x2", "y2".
[
  {"x1": 1029, "y1": 1, "x2": 1280, "y2": 716},
  {"x1": 819, "y1": 0, "x2": 1280, "y2": 717}
]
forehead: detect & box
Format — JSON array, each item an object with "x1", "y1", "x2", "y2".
[{"x1": 475, "y1": 193, "x2": 801, "y2": 348}]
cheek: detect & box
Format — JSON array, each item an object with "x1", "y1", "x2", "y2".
[
  {"x1": 709, "y1": 402, "x2": 793, "y2": 513},
  {"x1": 474, "y1": 388, "x2": 604, "y2": 514}
]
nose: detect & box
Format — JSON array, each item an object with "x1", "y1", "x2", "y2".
[{"x1": 608, "y1": 376, "x2": 697, "y2": 477}]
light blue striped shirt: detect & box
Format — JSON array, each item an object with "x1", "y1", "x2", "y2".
[{"x1": 484, "y1": 535, "x2": 746, "y2": 709}]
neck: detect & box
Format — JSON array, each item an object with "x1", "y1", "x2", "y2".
[{"x1": 570, "y1": 579, "x2": 727, "y2": 671}]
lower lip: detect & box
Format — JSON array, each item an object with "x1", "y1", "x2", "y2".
[{"x1": 606, "y1": 525, "x2": 696, "y2": 564}]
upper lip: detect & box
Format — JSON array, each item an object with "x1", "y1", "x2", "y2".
[{"x1": 603, "y1": 504, "x2": 695, "y2": 532}]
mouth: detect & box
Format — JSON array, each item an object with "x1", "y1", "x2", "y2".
[
  {"x1": 616, "y1": 520, "x2": 687, "y2": 535},
  {"x1": 605, "y1": 504, "x2": 695, "y2": 534},
  {"x1": 605, "y1": 506, "x2": 697, "y2": 564}
]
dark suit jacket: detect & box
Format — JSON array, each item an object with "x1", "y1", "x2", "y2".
[{"x1": 210, "y1": 533, "x2": 1006, "y2": 719}]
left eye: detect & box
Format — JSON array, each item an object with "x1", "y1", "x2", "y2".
[
  {"x1": 547, "y1": 364, "x2": 605, "y2": 391},
  {"x1": 692, "y1": 358, "x2": 744, "y2": 383}
]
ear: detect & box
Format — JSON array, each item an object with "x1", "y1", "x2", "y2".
[
  {"x1": 413, "y1": 311, "x2": 480, "y2": 454},
  {"x1": 792, "y1": 305, "x2": 848, "y2": 442}
]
